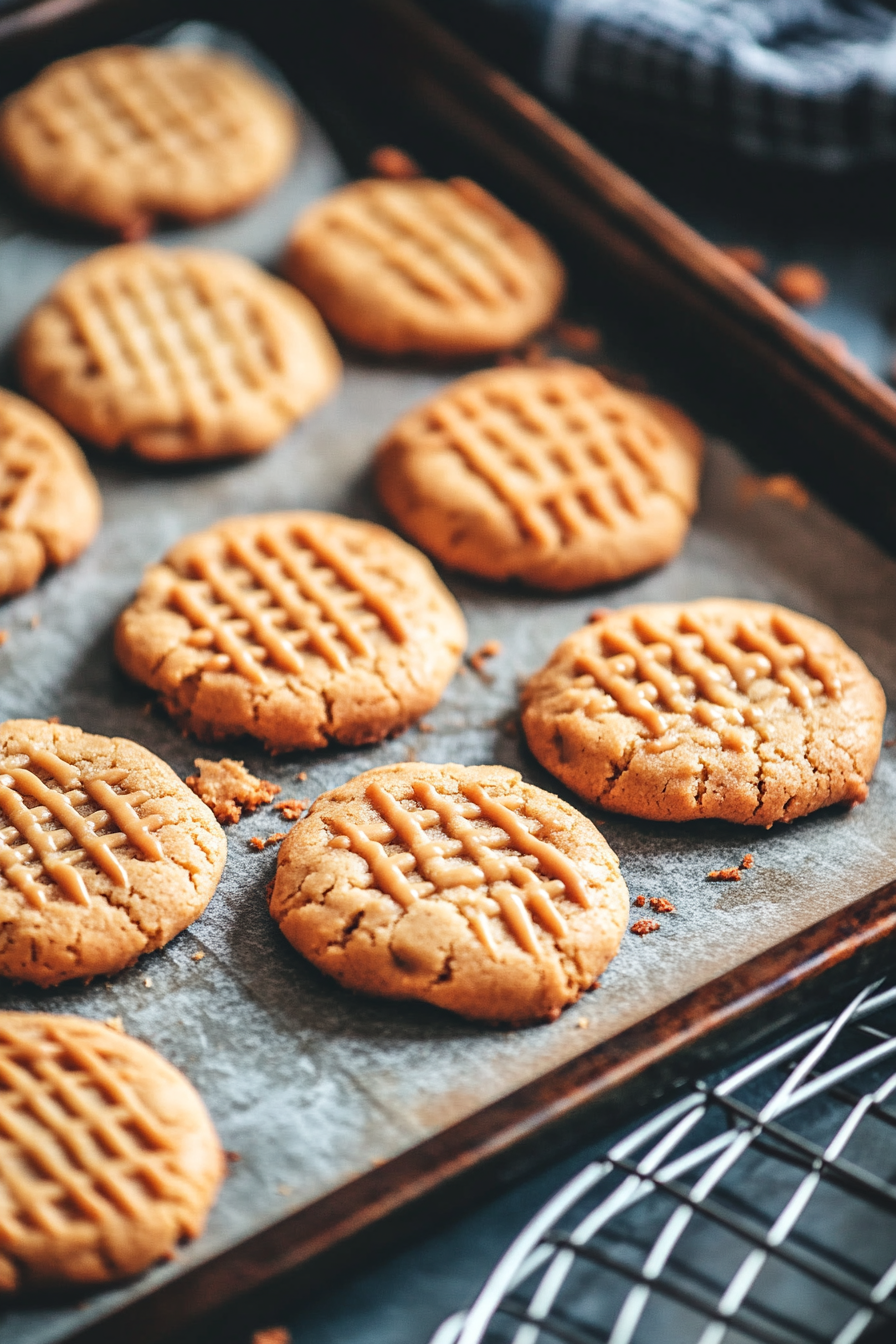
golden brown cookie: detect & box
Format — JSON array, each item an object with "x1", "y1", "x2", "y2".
[
  {"x1": 0, "y1": 1012, "x2": 223, "y2": 1290},
  {"x1": 376, "y1": 363, "x2": 703, "y2": 590},
  {"x1": 283, "y1": 176, "x2": 565, "y2": 356},
  {"x1": 0, "y1": 719, "x2": 227, "y2": 986},
  {"x1": 186, "y1": 757, "x2": 280, "y2": 824},
  {"x1": 18, "y1": 244, "x2": 341, "y2": 462},
  {"x1": 269, "y1": 762, "x2": 629, "y2": 1024},
  {"x1": 0, "y1": 46, "x2": 297, "y2": 236},
  {"x1": 522, "y1": 600, "x2": 886, "y2": 825},
  {"x1": 115, "y1": 512, "x2": 467, "y2": 752},
  {"x1": 0, "y1": 388, "x2": 100, "y2": 598}
]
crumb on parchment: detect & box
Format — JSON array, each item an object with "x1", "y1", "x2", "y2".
[
  {"x1": 649, "y1": 897, "x2": 676, "y2": 913},
  {"x1": 738, "y1": 473, "x2": 809, "y2": 510},
  {"x1": 470, "y1": 640, "x2": 502, "y2": 676},
  {"x1": 707, "y1": 867, "x2": 741, "y2": 882},
  {"x1": 633, "y1": 895, "x2": 646, "y2": 907},
  {"x1": 741, "y1": 854, "x2": 754, "y2": 869},
  {"x1": 274, "y1": 798, "x2": 310, "y2": 821},
  {"x1": 104, "y1": 1017, "x2": 124, "y2": 1033},
  {"x1": 186, "y1": 757, "x2": 280, "y2": 824},
  {"x1": 631, "y1": 918, "x2": 661, "y2": 937},
  {"x1": 774, "y1": 262, "x2": 828, "y2": 307},
  {"x1": 249, "y1": 833, "x2": 287, "y2": 851}
]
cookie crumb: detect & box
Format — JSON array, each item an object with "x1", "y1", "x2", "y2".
[
  {"x1": 589, "y1": 607, "x2": 612, "y2": 622},
  {"x1": 418, "y1": 720, "x2": 435, "y2": 733},
  {"x1": 226, "y1": 1151, "x2": 241, "y2": 1163},
  {"x1": 720, "y1": 244, "x2": 766, "y2": 276},
  {"x1": 29, "y1": 613, "x2": 40, "y2": 629},
  {"x1": 249, "y1": 836, "x2": 265, "y2": 851},
  {"x1": 186, "y1": 757, "x2": 280, "y2": 824},
  {"x1": 741, "y1": 854, "x2": 754, "y2": 870},
  {"x1": 0, "y1": 631, "x2": 7, "y2": 646},
  {"x1": 296, "y1": 770, "x2": 307, "y2": 781},
  {"x1": 252, "y1": 1329, "x2": 290, "y2": 1344},
  {"x1": 885, "y1": 738, "x2": 896, "y2": 748},
  {"x1": 470, "y1": 640, "x2": 502, "y2": 676},
  {"x1": 631, "y1": 918, "x2": 661, "y2": 937},
  {"x1": 143, "y1": 976, "x2": 153, "y2": 988},
  {"x1": 707, "y1": 867, "x2": 741, "y2": 882},
  {"x1": 649, "y1": 897, "x2": 676, "y2": 913},
  {"x1": 103, "y1": 1016, "x2": 124, "y2": 1033},
  {"x1": 191, "y1": 951, "x2": 205, "y2": 962},
  {"x1": 368, "y1": 145, "x2": 420, "y2": 179},
  {"x1": 554, "y1": 319, "x2": 601, "y2": 352},
  {"x1": 738, "y1": 473, "x2": 809, "y2": 510},
  {"x1": 577, "y1": 1016, "x2": 589, "y2": 1029},
  {"x1": 774, "y1": 263, "x2": 828, "y2": 308},
  {"x1": 250, "y1": 832, "x2": 287, "y2": 851},
  {"x1": 274, "y1": 798, "x2": 310, "y2": 821},
  {"x1": 46, "y1": 714, "x2": 60, "y2": 724},
  {"x1": 633, "y1": 894, "x2": 646, "y2": 907}
]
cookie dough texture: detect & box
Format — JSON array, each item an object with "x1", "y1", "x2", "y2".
[
  {"x1": 0, "y1": 1012, "x2": 223, "y2": 1291},
  {"x1": 376, "y1": 363, "x2": 703, "y2": 590},
  {"x1": 0, "y1": 719, "x2": 227, "y2": 986},
  {"x1": 0, "y1": 45, "x2": 297, "y2": 234},
  {"x1": 0, "y1": 388, "x2": 100, "y2": 597},
  {"x1": 115, "y1": 512, "x2": 467, "y2": 752},
  {"x1": 522, "y1": 600, "x2": 886, "y2": 826},
  {"x1": 269, "y1": 762, "x2": 629, "y2": 1024},
  {"x1": 18, "y1": 245, "x2": 341, "y2": 462},
  {"x1": 283, "y1": 176, "x2": 565, "y2": 356}
]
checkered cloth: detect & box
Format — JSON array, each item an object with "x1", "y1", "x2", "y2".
[{"x1": 456, "y1": 0, "x2": 896, "y2": 168}]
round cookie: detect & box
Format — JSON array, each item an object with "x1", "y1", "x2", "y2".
[
  {"x1": 269, "y1": 762, "x2": 629, "y2": 1024},
  {"x1": 0, "y1": 45, "x2": 297, "y2": 236},
  {"x1": 375, "y1": 362, "x2": 703, "y2": 590},
  {"x1": 0, "y1": 1012, "x2": 223, "y2": 1291},
  {"x1": 522, "y1": 600, "x2": 886, "y2": 826},
  {"x1": 0, "y1": 719, "x2": 227, "y2": 986},
  {"x1": 0, "y1": 388, "x2": 100, "y2": 598},
  {"x1": 283, "y1": 176, "x2": 565, "y2": 356},
  {"x1": 18, "y1": 244, "x2": 341, "y2": 462},
  {"x1": 115, "y1": 512, "x2": 467, "y2": 752}
]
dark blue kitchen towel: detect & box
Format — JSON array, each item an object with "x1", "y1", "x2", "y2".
[{"x1": 454, "y1": 0, "x2": 896, "y2": 168}]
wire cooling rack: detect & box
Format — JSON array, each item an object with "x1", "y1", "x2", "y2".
[{"x1": 431, "y1": 980, "x2": 896, "y2": 1344}]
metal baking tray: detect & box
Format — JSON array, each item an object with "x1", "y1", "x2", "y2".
[{"x1": 0, "y1": 16, "x2": 894, "y2": 1344}]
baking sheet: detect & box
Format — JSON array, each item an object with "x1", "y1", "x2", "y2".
[{"x1": 0, "y1": 22, "x2": 894, "y2": 1344}]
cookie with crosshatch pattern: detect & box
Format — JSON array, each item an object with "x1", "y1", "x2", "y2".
[
  {"x1": 0, "y1": 1012, "x2": 223, "y2": 1290},
  {"x1": 283, "y1": 176, "x2": 565, "y2": 356},
  {"x1": 0, "y1": 45, "x2": 297, "y2": 236},
  {"x1": 17, "y1": 245, "x2": 340, "y2": 462},
  {"x1": 269, "y1": 762, "x2": 629, "y2": 1024},
  {"x1": 0, "y1": 720, "x2": 226, "y2": 986},
  {"x1": 376, "y1": 363, "x2": 703, "y2": 590},
  {"x1": 522, "y1": 600, "x2": 886, "y2": 826},
  {"x1": 115, "y1": 512, "x2": 467, "y2": 752},
  {"x1": 0, "y1": 388, "x2": 100, "y2": 598}
]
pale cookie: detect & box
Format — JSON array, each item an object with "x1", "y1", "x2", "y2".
[
  {"x1": 269, "y1": 762, "x2": 629, "y2": 1024},
  {"x1": 0, "y1": 1012, "x2": 223, "y2": 1290},
  {"x1": 0, "y1": 46, "x2": 297, "y2": 236},
  {"x1": 18, "y1": 245, "x2": 341, "y2": 462},
  {"x1": 376, "y1": 363, "x2": 703, "y2": 590},
  {"x1": 0, "y1": 388, "x2": 100, "y2": 598},
  {"x1": 283, "y1": 176, "x2": 565, "y2": 356},
  {"x1": 522, "y1": 600, "x2": 886, "y2": 825},
  {"x1": 115, "y1": 512, "x2": 467, "y2": 752},
  {"x1": 0, "y1": 719, "x2": 227, "y2": 986}
]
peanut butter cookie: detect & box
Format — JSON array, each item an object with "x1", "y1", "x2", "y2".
[
  {"x1": 0, "y1": 1012, "x2": 223, "y2": 1290},
  {"x1": 522, "y1": 600, "x2": 886, "y2": 825},
  {"x1": 18, "y1": 245, "x2": 341, "y2": 462},
  {"x1": 0, "y1": 46, "x2": 297, "y2": 236},
  {"x1": 0, "y1": 388, "x2": 100, "y2": 598},
  {"x1": 0, "y1": 719, "x2": 227, "y2": 986},
  {"x1": 269, "y1": 762, "x2": 629, "y2": 1024},
  {"x1": 283, "y1": 176, "x2": 565, "y2": 356},
  {"x1": 376, "y1": 363, "x2": 703, "y2": 590},
  {"x1": 115, "y1": 512, "x2": 467, "y2": 752}
]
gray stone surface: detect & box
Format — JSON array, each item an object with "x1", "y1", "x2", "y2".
[{"x1": 0, "y1": 24, "x2": 893, "y2": 1344}]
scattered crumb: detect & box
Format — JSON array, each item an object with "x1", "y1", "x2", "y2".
[
  {"x1": 589, "y1": 607, "x2": 612, "y2": 622},
  {"x1": 249, "y1": 836, "x2": 265, "y2": 851},
  {"x1": 368, "y1": 145, "x2": 420, "y2": 179},
  {"x1": 720, "y1": 244, "x2": 766, "y2": 276},
  {"x1": 741, "y1": 854, "x2": 754, "y2": 870},
  {"x1": 103, "y1": 1016, "x2": 124, "y2": 1033},
  {"x1": 707, "y1": 867, "x2": 741, "y2": 882},
  {"x1": 738, "y1": 473, "x2": 809, "y2": 510},
  {"x1": 774, "y1": 262, "x2": 828, "y2": 308},
  {"x1": 470, "y1": 639, "x2": 502, "y2": 676},
  {"x1": 252, "y1": 1329, "x2": 290, "y2": 1344},
  {"x1": 885, "y1": 738, "x2": 896, "y2": 748},
  {"x1": 274, "y1": 798, "x2": 310, "y2": 821},
  {"x1": 276, "y1": 1184, "x2": 293, "y2": 1197},
  {"x1": 226, "y1": 1151, "x2": 241, "y2": 1163},
  {"x1": 296, "y1": 770, "x2": 307, "y2": 781},
  {"x1": 249, "y1": 832, "x2": 287, "y2": 851},
  {"x1": 46, "y1": 714, "x2": 60, "y2": 724},
  {"x1": 631, "y1": 918, "x2": 661, "y2": 937},
  {"x1": 649, "y1": 897, "x2": 676, "y2": 914},
  {"x1": 186, "y1": 757, "x2": 280, "y2": 824},
  {"x1": 0, "y1": 630, "x2": 7, "y2": 646},
  {"x1": 633, "y1": 894, "x2": 646, "y2": 907},
  {"x1": 191, "y1": 951, "x2": 205, "y2": 962},
  {"x1": 577, "y1": 1016, "x2": 589, "y2": 1029},
  {"x1": 29, "y1": 613, "x2": 40, "y2": 629},
  {"x1": 143, "y1": 976, "x2": 153, "y2": 988},
  {"x1": 554, "y1": 319, "x2": 601, "y2": 352},
  {"x1": 418, "y1": 720, "x2": 435, "y2": 733}
]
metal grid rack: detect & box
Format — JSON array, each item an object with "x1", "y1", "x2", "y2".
[{"x1": 432, "y1": 981, "x2": 896, "y2": 1344}]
